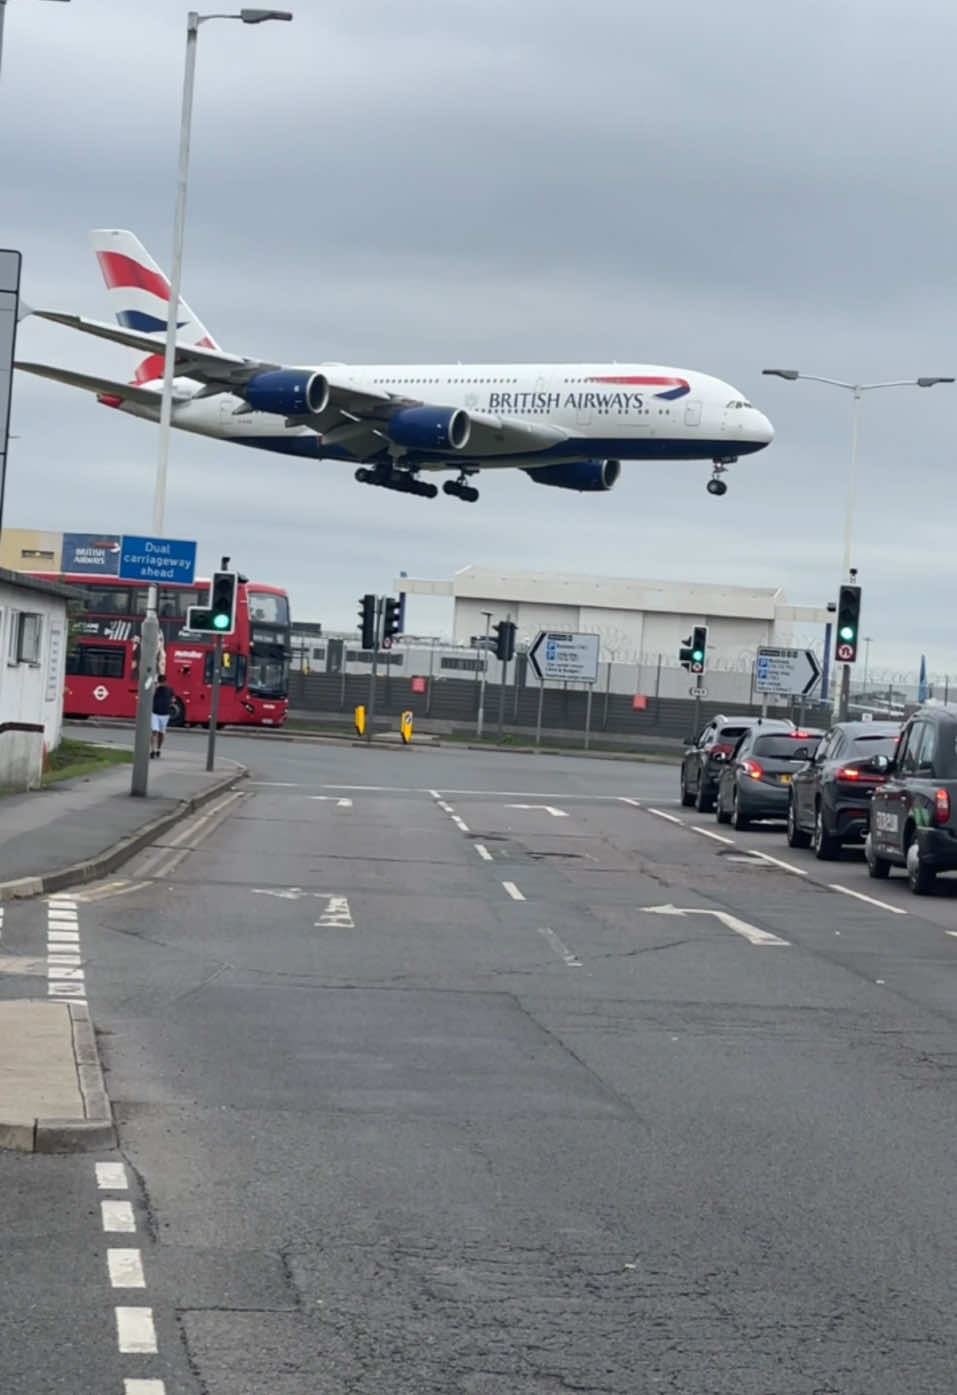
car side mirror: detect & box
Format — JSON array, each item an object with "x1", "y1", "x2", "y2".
[
  {"x1": 871, "y1": 755, "x2": 891, "y2": 774},
  {"x1": 792, "y1": 746, "x2": 809, "y2": 761}
]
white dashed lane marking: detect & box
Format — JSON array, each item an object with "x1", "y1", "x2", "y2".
[
  {"x1": 108, "y1": 1250, "x2": 146, "y2": 1289},
  {"x1": 97, "y1": 1162, "x2": 129, "y2": 1190},
  {"x1": 474, "y1": 844, "x2": 493, "y2": 862},
  {"x1": 827, "y1": 883, "x2": 908, "y2": 915},
  {"x1": 618, "y1": 797, "x2": 641, "y2": 807},
  {"x1": 648, "y1": 808, "x2": 684, "y2": 825},
  {"x1": 101, "y1": 1200, "x2": 136, "y2": 1233},
  {"x1": 502, "y1": 881, "x2": 526, "y2": 902},
  {"x1": 746, "y1": 850, "x2": 808, "y2": 877},
  {"x1": 537, "y1": 927, "x2": 583, "y2": 967},
  {"x1": 691, "y1": 826, "x2": 735, "y2": 845},
  {"x1": 125, "y1": 1382, "x2": 166, "y2": 1395},
  {"x1": 115, "y1": 1307, "x2": 158, "y2": 1355}
]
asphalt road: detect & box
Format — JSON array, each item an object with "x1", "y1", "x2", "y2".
[{"x1": 4, "y1": 736, "x2": 957, "y2": 1394}]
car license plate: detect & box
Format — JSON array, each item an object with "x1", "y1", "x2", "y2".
[{"x1": 780, "y1": 774, "x2": 791, "y2": 784}]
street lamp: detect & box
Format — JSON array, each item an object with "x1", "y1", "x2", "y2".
[
  {"x1": 0, "y1": 0, "x2": 71, "y2": 83},
  {"x1": 476, "y1": 610, "x2": 493, "y2": 740},
  {"x1": 762, "y1": 368, "x2": 954, "y2": 718},
  {"x1": 131, "y1": 6, "x2": 293, "y2": 797}
]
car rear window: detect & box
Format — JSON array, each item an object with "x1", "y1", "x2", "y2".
[
  {"x1": 718, "y1": 726, "x2": 750, "y2": 741},
  {"x1": 752, "y1": 735, "x2": 820, "y2": 759},
  {"x1": 851, "y1": 735, "x2": 898, "y2": 757}
]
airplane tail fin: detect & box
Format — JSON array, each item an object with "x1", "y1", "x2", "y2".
[{"x1": 90, "y1": 228, "x2": 220, "y2": 386}]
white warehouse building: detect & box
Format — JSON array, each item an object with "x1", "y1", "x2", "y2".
[{"x1": 396, "y1": 566, "x2": 831, "y2": 674}]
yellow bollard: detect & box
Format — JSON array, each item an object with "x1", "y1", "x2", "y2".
[
  {"x1": 400, "y1": 710, "x2": 414, "y2": 744},
  {"x1": 355, "y1": 704, "x2": 366, "y2": 737}
]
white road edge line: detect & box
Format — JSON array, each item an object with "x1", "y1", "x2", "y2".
[
  {"x1": 108, "y1": 1249, "x2": 146, "y2": 1289},
  {"x1": 474, "y1": 843, "x2": 493, "y2": 861},
  {"x1": 115, "y1": 1307, "x2": 157, "y2": 1355},
  {"x1": 827, "y1": 883, "x2": 908, "y2": 915},
  {"x1": 747, "y1": 849, "x2": 808, "y2": 876},
  {"x1": 691, "y1": 826, "x2": 735, "y2": 845},
  {"x1": 502, "y1": 881, "x2": 526, "y2": 901},
  {"x1": 648, "y1": 808, "x2": 684, "y2": 825},
  {"x1": 537, "y1": 927, "x2": 582, "y2": 967}
]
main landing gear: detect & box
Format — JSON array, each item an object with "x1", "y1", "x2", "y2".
[
  {"x1": 706, "y1": 456, "x2": 736, "y2": 496},
  {"x1": 354, "y1": 465, "x2": 437, "y2": 499},
  {"x1": 443, "y1": 470, "x2": 480, "y2": 503}
]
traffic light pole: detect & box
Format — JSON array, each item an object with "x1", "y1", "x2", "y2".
[
  {"x1": 131, "y1": 610, "x2": 160, "y2": 797},
  {"x1": 366, "y1": 598, "x2": 382, "y2": 743},
  {"x1": 206, "y1": 634, "x2": 223, "y2": 771}
]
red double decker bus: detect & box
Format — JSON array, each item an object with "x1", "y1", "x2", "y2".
[{"x1": 44, "y1": 574, "x2": 291, "y2": 728}]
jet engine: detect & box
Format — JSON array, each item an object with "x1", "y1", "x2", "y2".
[
  {"x1": 524, "y1": 459, "x2": 621, "y2": 491},
  {"x1": 244, "y1": 369, "x2": 329, "y2": 416},
  {"x1": 387, "y1": 406, "x2": 471, "y2": 451}
]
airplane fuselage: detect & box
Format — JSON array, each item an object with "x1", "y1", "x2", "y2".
[{"x1": 113, "y1": 361, "x2": 773, "y2": 468}]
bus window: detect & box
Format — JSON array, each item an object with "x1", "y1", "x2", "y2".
[
  {"x1": 204, "y1": 652, "x2": 246, "y2": 687},
  {"x1": 66, "y1": 644, "x2": 126, "y2": 678},
  {"x1": 247, "y1": 591, "x2": 290, "y2": 626},
  {"x1": 82, "y1": 586, "x2": 132, "y2": 615}
]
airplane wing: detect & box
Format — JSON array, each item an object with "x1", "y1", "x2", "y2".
[
  {"x1": 15, "y1": 360, "x2": 173, "y2": 409},
  {"x1": 32, "y1": 308, "x2": 574, "y2": 459}
]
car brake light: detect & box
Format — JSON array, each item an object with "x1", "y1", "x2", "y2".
[
  {"x1": 836, "y1": 766, "x2": 860, "y2": 780},
  {"x1": 742, "y1": 758, "x2": 763, "y2": 780},
  {"x1": 935, "y1": 788, "x2": 950, "y2": 825}
]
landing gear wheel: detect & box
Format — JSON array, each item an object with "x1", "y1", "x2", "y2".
[
  {"x1": 786, "y1": 798, "x2": 811, "y2": 848},
  {"x1": 706, "y1": 478, "x2": 728, "y2": 496},
  {"x1": 865, "y1": 834, "x2": 891, "y2": 880},
  {"x1": 417, "y1": 481, "x2": 438, "y2": 499},
  {"x1": 906, "y1": 837, "x2": 936, "y2": 895},
  {"x1": 812, "y1": 806, "x2": 840, "y2": 860},
  {"x1": 731, "y1": 792, "x2": 749, "y2": 830},
  {"x1": 355, "y1": 467, "x2": 372, "y2": 483},
  {"x1": 443, "y1": 479, "x2": 480, "y2": 502}
]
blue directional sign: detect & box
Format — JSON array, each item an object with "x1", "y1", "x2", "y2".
[{"x1": 119, "y1": 534, "x2": 197, "y2": 585}]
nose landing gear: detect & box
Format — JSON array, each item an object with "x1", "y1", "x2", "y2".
[{"x1": 707, "y1": 456, "x2": 735, "y2": 496}]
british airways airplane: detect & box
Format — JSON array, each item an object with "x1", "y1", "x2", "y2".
[{"x1": 17, "y1": 230, "x2": 774, "y2": 502}]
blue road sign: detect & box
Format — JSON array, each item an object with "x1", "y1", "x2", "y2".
[{"x1": 119, "y1": 535, "x2": 196, "y2": 584}]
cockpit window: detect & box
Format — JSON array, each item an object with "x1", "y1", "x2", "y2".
[{"x1": 725, "y1": 400, "x2": 753, "y2": 409}]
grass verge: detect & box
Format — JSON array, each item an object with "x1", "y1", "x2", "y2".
[{"x1": 43, "y1": 738, "x2": 133, "y2": 786}]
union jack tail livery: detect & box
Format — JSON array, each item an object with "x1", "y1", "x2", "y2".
[{"x1": 90, "y1": 228, "x2": 219, "y2": 385}]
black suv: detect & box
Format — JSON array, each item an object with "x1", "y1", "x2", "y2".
[
  {"x1": 787, "y1": 720, "x2": 900, "y2": 859},
  {"x1": 716, "y1": 723, "x2": 823, "y2": 830},
  {"x1": 866, "y1": 705, "x2": 957, "y2": 894},
  {"x1": 680, "y1": 714, "x2": 770, "y2": 813}
]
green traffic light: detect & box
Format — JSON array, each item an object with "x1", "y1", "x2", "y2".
[
  {"x1": 838, "y1": 625, "x2": 855, "y2": 641},
  {"x1": 692, "y1": 650, "x2": 704, "y2": 662},
  {"x1": 212, "y1": 613, "x2": 230, "y2": 630}
]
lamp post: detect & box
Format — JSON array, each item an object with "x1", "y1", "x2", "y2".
[
  {"x1": 762, "y1": 369, "x2": 954, "y2": 720},
  {"x1": 0, "y1": 0, "x2": 71, "y2": 83},
  {"x1": 863, "y1": 636, "x2": 872, "y2": 695},
  {"x1": 476, "y1": 610, "x2": 493, "y2": 740},
  {"x1": 131, "y1": 7, "x2": 293, "y2": 797}
]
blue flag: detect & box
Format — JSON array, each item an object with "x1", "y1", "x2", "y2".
[{"x1": 918, "y1": 654, "x2": 928, "y2": 703}]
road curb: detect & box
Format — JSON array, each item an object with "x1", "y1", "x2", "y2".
[
  {"x1": 0, "y1": 762, "x2": 248, "y2": 903},
  {"x1": 0, "y1": 1003, "x2": 117, "y2": 1154}
]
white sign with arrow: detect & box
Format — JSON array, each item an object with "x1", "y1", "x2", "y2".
[
  {"x1": 528, "y1": 631, "x2": 600, "y2": 683},
  {"x1": 754, "y1": 647, "x2": 821, "y2": 697},
  {"x1": 641, "y1": 903, "x2": 788, "y2": 946}
]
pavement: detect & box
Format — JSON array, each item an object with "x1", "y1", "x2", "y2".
[
  {"x1": 0, "y1": 734, "x2": 245, "y2": 1160},
  {"x1": 3, "y1": 736, "x2": 957, "y2": 1392}
]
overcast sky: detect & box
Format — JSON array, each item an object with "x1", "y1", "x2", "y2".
[{"x1": 4, "y1": 0, "x2": 956, "y2": 675}]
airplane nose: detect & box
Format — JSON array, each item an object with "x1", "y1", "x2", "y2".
[{"x1": 753, "y1": 410, "x2": 774, "y2": 446}]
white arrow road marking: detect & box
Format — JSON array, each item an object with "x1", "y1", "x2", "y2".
[
  {"x1": 537, "y1": 927, "x2": 583, "y2": 967},
  {"x1": 252, "y1": 887, "x2": 309, "y2": 900},
  {"x1": 315, "y1": 895, "x2": 354, "y2": 929},
  {"x1": 309, "y1": 796, "x2": 353, "y2": 807},
  {"x1": 506, "y1": 804, "x2": 568, "y2": 817},
  {"x1": 641, "y1": 904, "x2": 788, "y2": 946}
]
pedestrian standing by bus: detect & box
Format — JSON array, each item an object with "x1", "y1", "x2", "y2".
[{"x1": 151, "y1": 675, "x2": 173, "y2": 759}]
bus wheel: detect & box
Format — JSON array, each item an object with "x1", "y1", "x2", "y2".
[{"x1": 169, "y1": 697, "x2": 186, "y2": 727}]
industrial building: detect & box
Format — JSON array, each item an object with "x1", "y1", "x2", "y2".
[{"x1": 394, "y1": 565, "x2": 831, "y2": 672}]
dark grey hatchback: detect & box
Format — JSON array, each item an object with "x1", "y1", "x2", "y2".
[
  {"x1": 715, "y1": 723, "x2": 823, "y2": 830},
  {"x1": 866, "y1": 705, "x2": 957, "y2": 894}
]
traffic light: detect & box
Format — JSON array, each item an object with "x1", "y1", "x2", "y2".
[
  {"x1": 209, "y1": 570, "x2": 238, "y2": 633},
  {"x1": 359, "y1": 593, "x2": 376, "y2": 650},
  {"x1": 185, "y1": 570, "x2": 237, "y2": 635},
  {"x1": 679, "y1": 625, "x2": 708, "y2": 673},
  {"x1": 382, "y1": 597, "x2": 401, "y2": 645},
  {"x1": 835, "y1": 585, "x2": 861, "y2": 662},
  {"x1": 494, "y1": 620, "x2": 516, "y2": 662}
]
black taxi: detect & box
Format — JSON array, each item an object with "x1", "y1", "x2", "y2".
[{"x1": 866, "y1": 704, "x2": 957, "y2": 894}]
